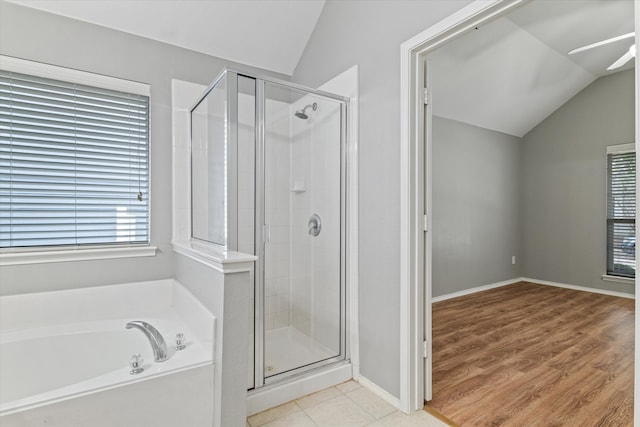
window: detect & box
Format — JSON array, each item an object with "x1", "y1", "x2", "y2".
[
  {"x1": 0, "y1": 56, "x2": 150, "y2": 252},
  {"x1": 606, "y1": 143, "x2": 635, "y2": 278}
]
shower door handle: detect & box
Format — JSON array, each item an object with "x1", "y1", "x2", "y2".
[
  {"x1": 308, "y1": 214, "x2": 321, "y2": 237},
  {"x1": 263, "y1": 224, "x2": 271, "y2": 243}
]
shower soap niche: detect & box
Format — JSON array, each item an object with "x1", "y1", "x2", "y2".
[{"x1": 291, "y1": 178, "x2": 306, "y2": 193}]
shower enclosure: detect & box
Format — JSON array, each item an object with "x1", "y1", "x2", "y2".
[{"x1": 190, "y1": 70, "x2": 348, "y2": 390}]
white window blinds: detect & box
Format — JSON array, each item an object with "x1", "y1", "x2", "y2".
[
  {"x1": 606, "y1": 147, "x2": 635, "y2": 278},
  {"x1": 0, "y1": 68, "x2": 150, "y2": 249}
]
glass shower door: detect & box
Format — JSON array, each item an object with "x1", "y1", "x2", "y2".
[
  {"x1": 259, "y1": 81, "x2": 345, "y2": 382},
  {"x1": 190, "y1": 70, "x2": 348, "y2": 392}
]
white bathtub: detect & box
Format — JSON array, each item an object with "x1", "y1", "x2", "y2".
[{"x1": 0, "y1": 279, "x2": 215, "y2": 427}]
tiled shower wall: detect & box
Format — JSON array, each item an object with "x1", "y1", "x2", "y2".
[
  {"x1": 264, "y1": 98, "x2": 292, "y2": 331},
  {"x1": 238, "y1": 95, "x2": 293, "y2": 334},
  {"x1": 290, "y1": 97, "x2": 342, "y2": 352},
  {"x1": 241, "y1": 93, "x2": 342, "y2": 345}
]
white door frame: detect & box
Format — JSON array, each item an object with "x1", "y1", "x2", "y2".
[
  {"x1": 400, "y1": 0, "x2": 640, "y2": 415},
  {"x1": 634, "y1": 2, "x2": 639, "y2": 424},
  {"x1": 399, "y1": 0, "x2": 538, "y2": 413}
]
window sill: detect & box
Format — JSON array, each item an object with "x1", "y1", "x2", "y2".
[
  {"x1": 0, "y1": 246, "x2": 158, "y2": 266},
  {"x1": 601, "y1": 274, "x2": 635, "y2": 285}
]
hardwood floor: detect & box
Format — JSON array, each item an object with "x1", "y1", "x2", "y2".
[{"x1": 424, "y1": 281, "x2": 634, "y2": 426}]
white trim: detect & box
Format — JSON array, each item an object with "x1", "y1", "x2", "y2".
[
  {"x1": 358, "y1": 375, "x2": 401, "y2": 410},
  {"x1": 634, "y1": 3, "x2": 640, "y2": 423},
  {"x1": 172, "y1": 240, "x2": 256, "y2": 274},
  {"x1": 0, "y1": 245, "x2": 157, "y2": 266},
  {"x1": 601, "y1": 274, "x2": 635, "y2": 285},
  {"x1": 423, "y1": 60, "x2": 432, "y2": 404},
  {"x1": 0, "y1": 55, "x2": 150, "y2": 96},
  {"x1": 523, "y1": 277, "x2": 635, "y2": 300},
  {"x1": 399, "y1": 0, "x2": 525, "y2": 414},
  {"x1": 432, "y1": 278, "x2": 522, "y2": 303},
  {"x1": 431, "y1": 277, "x2": 635, "y2": 303},
  {"x1": 171, "y1": 79, "x2": 206, "y2": 244},
  {"x1": 607, "y1": 142, "x2": 635, "y2": 154}
]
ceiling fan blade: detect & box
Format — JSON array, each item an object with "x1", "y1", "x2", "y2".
[
  {"x1": 607, "y1": 50, "x2": 634, "y2": 71},
  {"x1": 568, "y1": 32, "x2": 635, "y2": 55}
]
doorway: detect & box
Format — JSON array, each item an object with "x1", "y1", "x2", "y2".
[{"x1": 399, "y1": 0, "x2": 639, "y2": 417}]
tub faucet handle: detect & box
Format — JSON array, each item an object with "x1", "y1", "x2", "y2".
[
  {"x1": 129, "y1": 354, "x2": 144, "y2": 375},
  {"x1": 175, "y1": 333, "x2": 186, "y2": 351}
]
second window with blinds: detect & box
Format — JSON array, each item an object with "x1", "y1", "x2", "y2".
[{"x1": 606, "y1": 143, "x2": 636, "y2": 279}]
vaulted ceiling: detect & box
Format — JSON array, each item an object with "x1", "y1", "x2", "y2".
[
  {"x1": 5, "y1": 0, "x2": 636, "y2": 138},
  {"x1": 4, "y1": 0, "x2": 326, "y2": 76},
  {"x1": 428, "y1": 0, "x2": 635, "y2": 137}
]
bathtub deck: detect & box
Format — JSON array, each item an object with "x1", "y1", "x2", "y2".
[{"x1": 0, "y1": 279, "x2": 215, "y2": 419}]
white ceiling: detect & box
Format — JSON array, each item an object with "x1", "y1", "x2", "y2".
[
  {"x1": 5, "y1": 0, "x2": 326, "y2": 76},
  {"x1": 428, "y1": 0, "x2": 635, "y2": 137},
  {"x1": 6, "y1": 0, "x2": 635, "y2": 137}
]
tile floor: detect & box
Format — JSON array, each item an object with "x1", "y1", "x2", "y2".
[{"x1": 247, "y1": 380, "x2": 450, "y2": 427}]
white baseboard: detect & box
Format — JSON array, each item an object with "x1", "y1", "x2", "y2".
[
  {"x1": 432, "y1": 277, "x2": 635, "y2": 302},
  {"x1": 357, "y1": 375, "x2": 401, "y2": 410},
  {"x1": 523, "y1": 277, "x2": 635, "y2": 300},
  {"x1": 432, "y1": 278, "x2": 522, "y2": 302}
]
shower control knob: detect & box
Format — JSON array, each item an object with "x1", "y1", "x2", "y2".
[
  {"x1": 308, "y1": 214, "x2": 321, "y2": 237},
  {"x1": 175, "y1": 333, "x2": 186, "y2": 351},
  {"x1": 129, "y1": 354, "x2": 144, "y2": 375}
]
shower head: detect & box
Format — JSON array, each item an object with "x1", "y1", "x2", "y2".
[{"x1": 294, "y1": 102, "x2": 317, "y2": 120}]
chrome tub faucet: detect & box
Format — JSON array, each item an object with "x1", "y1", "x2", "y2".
[{"x1": 125, "y1": 321, "x2": 169, "y2": 362}]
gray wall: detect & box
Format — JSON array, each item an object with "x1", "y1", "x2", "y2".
[
  {"x1": 522, "y1": 69, "x2": 635, "y2": 295},
  {"x1": 294, "y1": 0, "x2": 633, "y2": 398},
  {"x1": 432, "y1": 71, "x2": 635, "y2": 297},
  {"x1": 292, "y1": 0, "x2": 472, "y2": 399},
  {"x1": 432, "y1": 117, "x2": 522, "y2": 298},
  {"x1": 0, "y1": 1, "x2": 286, "y2": 296}
]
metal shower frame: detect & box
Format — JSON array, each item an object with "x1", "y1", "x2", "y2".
[{"x1": 190, "y1": 68, "x2": 350, "y2": 390}]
